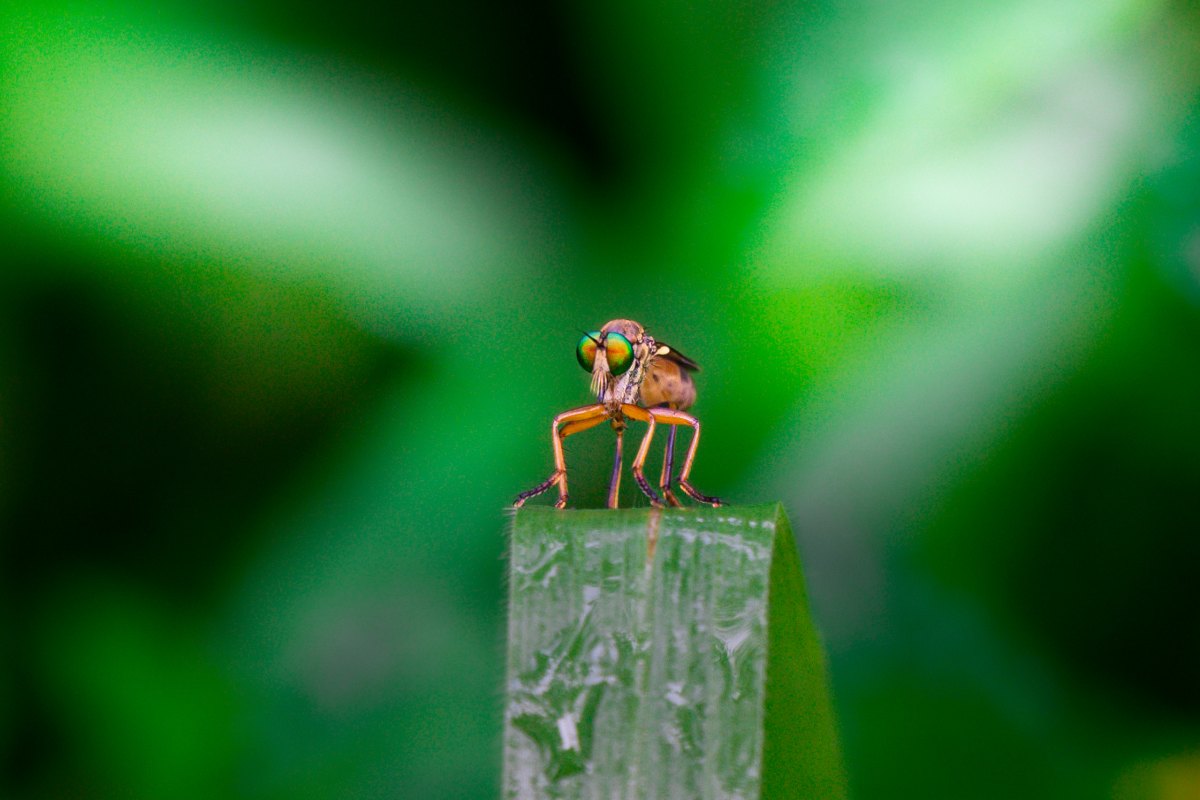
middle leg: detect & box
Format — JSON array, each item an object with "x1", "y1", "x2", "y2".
[{"x1": 607, "y1": 420, "x2": 625, "y2": 509}]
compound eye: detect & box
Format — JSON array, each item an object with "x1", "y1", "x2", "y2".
[
  {"x1": 606, "y1": 332, "x2": 634, "y2": 376},
  {"x1": 576, "y1": 331, "x2": 601, "y2": 372}
]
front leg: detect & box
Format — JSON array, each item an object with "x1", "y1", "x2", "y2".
[
  {"x1": 513, "y1": 471, "x2": 561, "y2": 508},
  {"x1": 513, "y1": 404, "x2": 607, "y2": 508}
]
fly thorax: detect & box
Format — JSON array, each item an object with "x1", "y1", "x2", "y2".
[{"x1": 613, "y1": 338, "x2": 654, "y2": 407}]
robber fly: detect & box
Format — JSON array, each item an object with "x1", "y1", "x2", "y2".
[{"x1": 513, "y1": 319, "x2": 722, "y2": 509}]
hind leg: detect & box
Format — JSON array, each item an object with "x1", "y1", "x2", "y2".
[
  {"x1": 658, "y1": 424, "x2": 682, "y2": 507},
  {"x1": 619, "y1": 404, "x2": 663, "y2": 507}
]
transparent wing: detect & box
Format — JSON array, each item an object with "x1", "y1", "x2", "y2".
[{"x1": 656, "y1": 342, "x2": 700, "y2": 372}]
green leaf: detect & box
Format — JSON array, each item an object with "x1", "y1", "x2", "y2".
[{"x1": 504, "y1": 503, "x2": 846, "y2": 799}]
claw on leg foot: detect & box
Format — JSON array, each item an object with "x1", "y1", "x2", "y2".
[
  {"x1": 678, "y1": 479, "x2": 721, "y2": 507},
  {"x1": 513, "y1": 470, "x2": 564, "y2": 508}
]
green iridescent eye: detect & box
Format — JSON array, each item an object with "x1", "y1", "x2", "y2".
[
  {"x1": 605, "y1": 332, "x2": 633, "y2": 376},
  {"x1": 576, "y1": 331, "x2": 600, "y2": 371}
]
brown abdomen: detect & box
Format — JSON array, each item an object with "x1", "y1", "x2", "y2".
[{"x1": 640, "y1": 358, "x2": 696, "y2": 410}]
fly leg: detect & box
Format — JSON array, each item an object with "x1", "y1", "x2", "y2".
[
  {"x1": 658, "y1": 423, "x2": 682, "y2": 507},
  {"x1": 647, "y1": 406, "x2": 722, "y2": 507},
  {"x1": 513, "y1": 404, "x2": 607, "y2": 508},
  {"x1": 607, "y1": 417, "x2": 626, "y2": 509},
  {"x1": 620, "y1": 404, "x2": 663, "y2": 507},
  {"x1": 513, "y1": 472, "x2": 559, "y2": 507}
]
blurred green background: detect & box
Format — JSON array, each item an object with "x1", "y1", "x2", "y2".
[{"x1": 3, "y1": 0, "x2": 1199, "y2": 797}]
